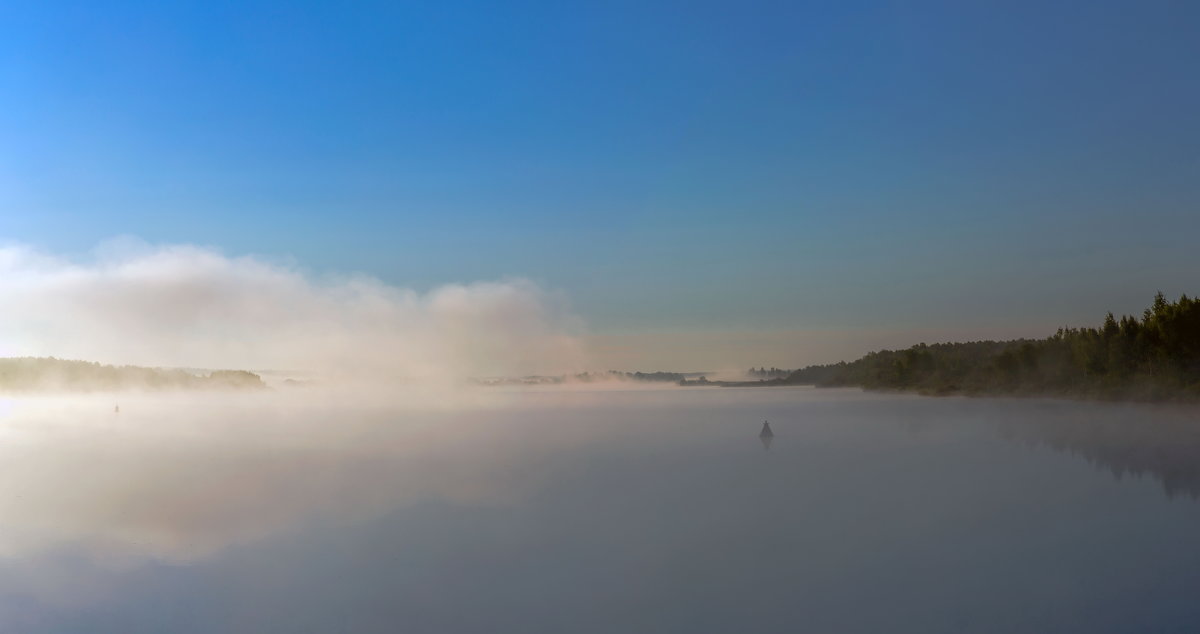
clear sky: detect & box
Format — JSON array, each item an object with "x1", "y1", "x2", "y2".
[{"x1": 2, "y1": 1, "x2": 1198, "y2": 368}]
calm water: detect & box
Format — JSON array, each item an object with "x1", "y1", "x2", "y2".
[{"x1": 2, "y1": 387, "x2": 1200, "y2": 633}]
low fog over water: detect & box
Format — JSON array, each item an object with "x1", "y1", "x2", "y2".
[
  {"x1": 0, "y1": 241, "x2": 584, "y2": 380},
  {"x1": 3, "y1": 387, "x2": 1200, "y2": 633}
]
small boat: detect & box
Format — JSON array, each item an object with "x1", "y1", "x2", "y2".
[{"x1": 114, "y1": 404, "x2": 120, "y2": 414}]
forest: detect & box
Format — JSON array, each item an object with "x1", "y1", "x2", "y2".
[
  {"x1": 0, "y1": 357, "x2": 266, "y2": 392},
  {"x1": 748, "y1": 367, "x2": 794, "y2": 379},
  {"x1": 781, "y1": 293, "x2": 1200, "y2": 400}
]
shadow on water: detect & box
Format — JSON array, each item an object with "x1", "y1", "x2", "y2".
[{"x1": 986, "y1": 402, "x2": 1200, "y2": 500}]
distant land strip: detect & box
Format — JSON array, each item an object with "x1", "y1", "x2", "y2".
[
  {"x1": 682, "y1": 292, "x2": 1200, "y2": 402},
  {"x1": 0, "y1": 357, "x2": 265, "y2": 392}
]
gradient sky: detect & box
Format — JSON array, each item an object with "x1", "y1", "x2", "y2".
[{"x1": 2, "y1": 1, "x2": 1198, "y2": 366}]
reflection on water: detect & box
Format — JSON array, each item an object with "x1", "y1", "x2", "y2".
[
  {"x1": 0, "y1": 393, "x2": 587, "y2": 565},
  {"x1": 759, "y1": 420, "x2": 774, "y2": 450},
  {"x1": 1, "y1": 388, "x2": 1199, "y2": 633},
  {"x1": 987, "y1": 403, "x2": 1200, "y2": 499}
]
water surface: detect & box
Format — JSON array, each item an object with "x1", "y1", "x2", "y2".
[{"x1": 2, "y1": 387, "x2": 1199, "y2": 633}]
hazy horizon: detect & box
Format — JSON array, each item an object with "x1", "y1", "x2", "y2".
[{"x1": 0, "y1": 238, "x2": 1171, "y2": 376}]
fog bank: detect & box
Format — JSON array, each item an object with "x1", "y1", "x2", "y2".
[{"x1": 0, "y1": 240, "x2": 585, "y2": 381}]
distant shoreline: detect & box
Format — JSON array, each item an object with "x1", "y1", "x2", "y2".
[
  {"x1": 677, "y1": 378, "x2": 1200, "y2": 404},
  {"x1": 0, "y1": 357, "x2": 266, "y2": 393},
  {"x1": 681, "y1": 292, "x2": 1200, "y2": 404}
]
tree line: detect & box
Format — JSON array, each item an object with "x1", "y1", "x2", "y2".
[
  {"x1": 0, "y1": 357, "x2": 266, "y2": 392},
  {"x1": 781, "y1": 292, "x2": 1200, "y2": 400},
  {"x1": 748, "y1": 367, "x2": 793, "y2": 379}
]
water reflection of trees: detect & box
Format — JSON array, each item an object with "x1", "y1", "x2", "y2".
[{"x1": 991, "y1": 405, "x2": 1200, "y2": 500}]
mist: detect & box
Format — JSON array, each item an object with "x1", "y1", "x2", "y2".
[{"x1": 0, "y1": 240, "x2": 585, "y2": 384}]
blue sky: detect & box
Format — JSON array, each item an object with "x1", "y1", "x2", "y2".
[{"x1": 2, "y1": 0, "x2": 1198, "y2": 353}]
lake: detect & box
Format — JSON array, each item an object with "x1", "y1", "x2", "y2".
[{"x1": 2, "y1": 386, "x2": 1200, "y2": 633}]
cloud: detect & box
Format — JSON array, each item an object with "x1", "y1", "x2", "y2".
[{"x1": 0, "y1": 239, "x2": 585, "y2": 380}]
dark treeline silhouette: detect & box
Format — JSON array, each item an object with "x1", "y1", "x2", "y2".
[
  {"x1": 748, "y1": 366, "x2": 793, "y2": 379},
  {"x1": 0, "y1": 357, "x2": 266, "y2": 392},
  {"x1": 613, "y1": 371, "x2": 692, "y2": 382},
  {"x1": 782, "y1": 293, "x2": 1200, "y2": 400},
  {"x1": 478, "y1": 370, "x2": 701, "y2": 386}
]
